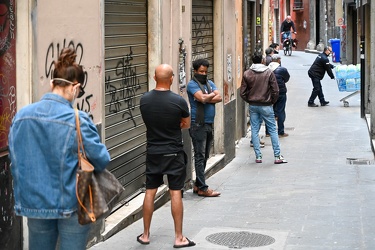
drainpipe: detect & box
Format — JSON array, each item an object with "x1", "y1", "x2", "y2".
[{"x1": 360, "y1": 0, "x2": 365, "y2": 118}]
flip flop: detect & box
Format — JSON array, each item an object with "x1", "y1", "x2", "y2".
[
  {"x1": 173, "y1": 237, "x2": 196, "y2": 248},
  {"x1": 137, "y1": 234, "x2": 150, "y2": 245}
]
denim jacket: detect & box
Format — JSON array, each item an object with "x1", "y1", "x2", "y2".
[{"x1": 8, "y1": 93, "x2": 110, "y2": 219}]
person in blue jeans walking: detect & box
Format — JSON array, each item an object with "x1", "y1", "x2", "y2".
[
  {"x1": 8, "y1": 48, "x2": 111, "y2": 250},
  {"x1": 240, "y1": 53, "x2": 287, "y2": 164},
  {"x1": 187, "y1": 59, "x2": 222, "y2": 197},
  {"x1": 268, "y1": 54, "x2": 290, "y2": 137}
]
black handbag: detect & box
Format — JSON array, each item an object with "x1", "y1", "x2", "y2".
[{"x1": 75, "y1": 109, "x2": 125, "y2": 225}]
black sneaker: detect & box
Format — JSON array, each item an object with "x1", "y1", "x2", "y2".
[
  {"x1": 321, "y1": 101, "x2": 329, "y2": 106},
  {"x1": 308, "y1": 103, "x2": 318, "y2": 107}
]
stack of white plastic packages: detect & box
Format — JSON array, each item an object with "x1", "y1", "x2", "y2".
[{"x1": 335, "y1": 64, "x2": 360, "y2": 92}]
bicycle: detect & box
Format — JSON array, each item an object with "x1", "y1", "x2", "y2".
[{"x1": 282, "y1": 31, "x2": 296, "y2": 56}]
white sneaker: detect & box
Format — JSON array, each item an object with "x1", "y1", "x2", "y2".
[
  {"x1": 250, "y1": 142, "x2": 265, "y2": 148},
  {"x1": 274, "y1": 155, "x2": 288, "y2": 164}
]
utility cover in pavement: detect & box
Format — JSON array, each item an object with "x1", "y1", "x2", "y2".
[{"x1": 206, "y1": 231, "x2": 275, "y2": 248}]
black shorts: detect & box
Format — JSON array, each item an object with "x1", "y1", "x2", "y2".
[{"x1": 145, "y1": 151, "x2": 187, "y2": 190}]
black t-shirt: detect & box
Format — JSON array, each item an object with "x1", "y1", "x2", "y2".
[{"x1": 140, "y1": 90, "x2": 190, "y2": 154}]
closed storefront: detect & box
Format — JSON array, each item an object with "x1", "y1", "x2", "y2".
[
  {"x1": 104, "y1": 0, "x2": 148, "y2": 199},
  {"x1": 192, "y1": 0, "x2": 214, "y2": 77}
]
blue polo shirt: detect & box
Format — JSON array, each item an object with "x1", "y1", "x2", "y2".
[{"x1": 187, "y1": 79, "x2": 217, "y2": 124}]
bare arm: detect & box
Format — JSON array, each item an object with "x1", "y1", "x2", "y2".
[
  {"x1": 180, "y1": 116, "x2": 191, "y2": 129},
  {"x1": 193, "y1": 90, "x2": 216, "y2": 104},
  {"x1": 208, "y1": 90, "x2": 222, "y2": 103}
]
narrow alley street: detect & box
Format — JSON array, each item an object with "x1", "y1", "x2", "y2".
[{"x1": 92, "y1": 51, "x2": 375, "y2": 250}]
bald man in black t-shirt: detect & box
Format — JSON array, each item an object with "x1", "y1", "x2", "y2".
[{"x1": 138, "y1": 64, "x2": 195, "y2": 248}]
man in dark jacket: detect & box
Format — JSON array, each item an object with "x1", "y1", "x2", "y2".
[
  {"x1": 307, "y1": 46, "x2": 335, "y2": 107},
  {"x1": 241, "y1": 53, "x2": 287, "y2": 164},
  {"x1": 269, "y1": 54, "x2": 290, "y2": 137},
  {"x1": 280, "y1": 15, "x2": 297, "y2": 41}
]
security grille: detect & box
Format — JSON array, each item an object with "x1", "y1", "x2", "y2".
[
  {"x1": 192, "y1": 0, "x2": 214, "y2": 78},
  {"x1": 104, "y1": 0, "x2": 148, "y2": 198}
]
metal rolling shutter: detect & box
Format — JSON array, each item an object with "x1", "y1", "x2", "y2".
[
  {"x1": 244, "y1": 2, "x2": 253, "y2": 70},
  {"x1": 192, "y1": 0, "x2": 214, "y2": 77},
  {"x1": 104, "y1": 0, "x2": 148, "y2": 199}
]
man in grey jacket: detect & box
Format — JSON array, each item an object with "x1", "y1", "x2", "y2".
[{"x1": 240, "y1": 53, "x2": 287, "y2": 164}]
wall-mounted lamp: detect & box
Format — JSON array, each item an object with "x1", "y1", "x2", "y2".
[{"x1": 303, "y1": 20, "x2": 307, "y2": 29}]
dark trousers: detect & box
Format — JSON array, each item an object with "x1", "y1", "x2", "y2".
[
  {"x1": 274, "y1": 94, "x2": 287, "y2": 135},
  {"x1": 189, "y1": 123, "x2": 213, "y2": 191},
  {"x1": 308, "y1": 76, "x2": 326, "y2": 104}
]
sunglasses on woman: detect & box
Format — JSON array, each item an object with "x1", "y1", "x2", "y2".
[{"x1": 52, "y1": 78, "x2": 85, "y2": 98}]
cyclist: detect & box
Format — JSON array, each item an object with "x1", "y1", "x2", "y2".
[{"x1": 280, "y1": 15, "x2": 297, "y2": 43}]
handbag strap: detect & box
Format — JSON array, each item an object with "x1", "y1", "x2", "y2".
[
  {"x1": 75, "y1": 109, "x2": 96, "y2": 222},
  {"x1": 75, "y1": 109, "x2": 87, "y2": 166}
]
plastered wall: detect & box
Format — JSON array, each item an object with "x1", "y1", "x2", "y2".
[{"x1": 34, "y1": 1, "x2": 104, "y2": 124}]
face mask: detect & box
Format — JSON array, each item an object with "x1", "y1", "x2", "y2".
[{"x1": 194, "y1": 73, "x2": 207, "y2": 84}]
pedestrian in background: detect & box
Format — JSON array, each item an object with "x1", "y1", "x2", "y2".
[
  {"x1": 240, "y1": 53, "x2": 287, "y2": 164},
  {"x1": 139, "y1": 64, "x2": 195, "y2": 248},
  {"x1": 269, "y1": 54, "x2": 290, "y2": 137},
  {"x1": 8, "y1": 48, "x2": 110, "y2": 250},
  {"x1": 264, "y1": 47, "x2": 274, "y2": 66},
  {"x1": 187, "y1": 58, "x2": 222, "y2": 197},
  {"x1": 270, "y1": 43, "x2": 280, "y2": 54},
  {"x1": 307, "y1": 46, "x2": 335, "y2": 107}
]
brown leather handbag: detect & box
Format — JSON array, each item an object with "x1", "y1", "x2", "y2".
[{"x1": 75, "y1": 109, "x2": 125, "y2": 225}]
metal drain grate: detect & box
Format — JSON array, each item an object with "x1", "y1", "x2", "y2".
[
  {"x1": 346, "y1": 158, "x2": 374, "y2": 165},
  {"x1": 206, "y1": 231, "x2": 275, "y2": 248}
]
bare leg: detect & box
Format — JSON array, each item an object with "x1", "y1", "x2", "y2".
[
  {"x1": 139, "y1": 188, "x2": 157, "y2": 243},
  {"x1": 170, "y1": 189, "x2": 191, "y2": 246}
]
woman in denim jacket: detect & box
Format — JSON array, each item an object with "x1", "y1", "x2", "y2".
[{"x1": 8, "y1": 48, "x2": 110, "y2": 250}]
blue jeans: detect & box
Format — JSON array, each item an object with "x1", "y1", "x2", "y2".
[
  {"x1": 249, "y1": 105, "x2": 281, "y2": 158},
  {"x1": 282, "y1": 31, "x2": 292, "y2": 41},
  {"x1": 189, "y1": 123, "x2": 213, "y2": 191},
  {"x1": 273, "y1": 94, "x2": 287, "y2": 135},
  {"x1": 28, "y1": 213, "x2": 91, "y2": 250},
  {"x1": 308, "y1": 75, "x2": 326, "y2": 104}
]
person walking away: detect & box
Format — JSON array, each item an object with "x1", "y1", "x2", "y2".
[
  {"x1": 138, "y1": 64, "x2": 195, "y2": 248},
  {"x1": 268, "y1": 54, "x2": 290, "y2": 137},
  {"x1": 307, "y1": 46, "x2": 335, "y2": 107},
  {"x1": 187, "y1": 58, "x2": 222, "y2": 197},
  {"x1": 280, "y1": 15, "x2": 297, "y2": 42},
  {"x1": 8, "y1": 48, "x2": 111, "y2": 250},
  {"x1": 240, "y1": 53, "x2": 287, "y2": 164}
]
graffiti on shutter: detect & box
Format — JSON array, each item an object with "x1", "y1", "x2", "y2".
[{"x1": 104, "y1": 0, "x2": 148, "y2": 198}]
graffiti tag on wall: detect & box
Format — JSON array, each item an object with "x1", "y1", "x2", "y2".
[
  {"x1": 44, "y1": 39, "x2": 94, "y2": 119},
  {"x1": 0, "y1": 0, "x2": 16, "y2": 150},
  {"x1": 178, "y1": 38, "x2": 187, "y2": 93},
  {"x1": 224, "y1": 54, "x2": 234, "y2": 104},
  {"x1": 105, "y1": 47, "x2": 140, "y2": 127}
]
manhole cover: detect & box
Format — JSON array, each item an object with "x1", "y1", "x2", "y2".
[{"x1": 206, "y1": 231, "x2": 275, "y2": 248}]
